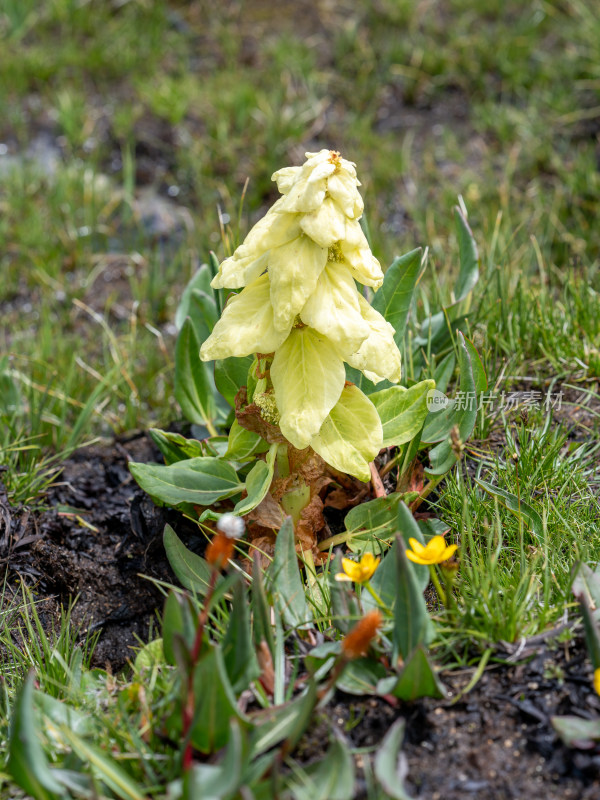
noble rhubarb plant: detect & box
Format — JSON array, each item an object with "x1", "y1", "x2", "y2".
[
  {"x1": 130, "y1": 150, "x2": 483, "y2": 562},
  {"x1": 200, "y1": 149, "x2": 401, "y2": 482}
]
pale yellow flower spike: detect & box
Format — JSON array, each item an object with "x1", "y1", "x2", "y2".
[
  {"x1": 405, "y1": 535, "x2": 458, "y2": 566},
  {"x1": 335, "y1": 552, "x2": 380, "y2": 584},
  {"x1": 201, "y1": 149, "x2": 406, "y2": 481}
]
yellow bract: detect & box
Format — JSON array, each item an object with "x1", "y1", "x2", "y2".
[
  {"x1": 200, "y1": 149, "x2": 405, "y2": 480},
  {"x1": 311, "y1": 385, "x2": 382, "y2": 482},
  {"x1": 405, "y1": 536, "x2": 458, "y2": 566},
  {"x1": 594, "y1": 667, "x2": 600, "y2": 696},
  {"x1": 199, "y1": 273, "x2": 290, "y2": 360},
  {"x1": 335, "y1": 552, "x2": 380, "y2": 584}
]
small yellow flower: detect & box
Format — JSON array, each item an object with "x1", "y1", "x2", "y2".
[
  {"x1": 335, "y1": 552, "x2": 380, "y2": 583},
  {"x1": 594, "y1": 667, "x2": 600, "y2": 696},
  {"x1": 405, "y1": 535, "x2": 458, "y2": 566}
]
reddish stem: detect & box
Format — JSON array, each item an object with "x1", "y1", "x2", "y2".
[
  {"x1": 369, "y1": 462, "x2": 386, "y2": 498},
  {"x1": 181, "y1": 566, "x2": 219, "y2": 770}
]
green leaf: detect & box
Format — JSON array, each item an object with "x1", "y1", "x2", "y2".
[
  {"x1": 58, "y1": 727, "x2": 147, "y2": 800},
  {"x1": 310, "y1": 385, "x2": 383, "y2": 482},
  {"x1": 268, "y1": 517, "x2": 310, "y2": 630},
  {"x1": 393, "y1": 532, "x2": 433, "y2": 661},
  {"x1": 252, "y1": 553, "x2": 275, "y2": 657},
  {"x1": 572, "y1": 561, "x2": 600, "y2": 617},
  {"x1": 184, "y1": 719, "x2": 248, "y2": 800},
  {"x1": 379, "y1": 645, "x2": 447, "y2": 701},
  {"x1": 190, "y1": 645, "x2": 246, "y2": 753},
  {"x1": 162, "y1": 590, "x2": 197, "y2": 664},
  {"x1": 336, "y1": 658, "x2": 387, "y2": 695},
  {"x1": 328, "y1": 552, "x2": 361, "y2": 635},
  {"x1": 371, "y1": 248, "x2": 422, "y2": 347},
  {"x1": 463, "y1": 335, "x2": 487, "y2": 395},
  {"x1": 175, "y1": 318, "x2": 218, "y2": 428},
  {"x1": 374, "y1": 719, "x2": 412, "y2": 800},
  {"x1": 344, "y1": 494, "x2": 403, "y2": 554},
  {"x1": 163, "y1": 524, "x2": 221, "y2": 595},
  {"x1": 34, "y1": 692, "x2": 94, "y2": 737},
  {"x1": 432, "y1": 351, "x2": 456, "y2": 395},
  {"x1": 214, "y1": 355, "x2": 253, "y2": 408},
  {"x1": 225, "y1": 418, "x2": 264, "y2": 460},
  {"x1": 148, "y1": 428, "x2": 206, "y2": 465},
  {"x1": 370, "y1": 380, "x2": 435, "y2": 448},
  {"x1": 188, "y1": 288, "x2": 218, "y2": 345},
  {"x1": 249, "y1": 686, "x2": 316, "y2": 757},
  {"x1": 129, "y1": 457, "x2": 243, "y2": 508},
  {"x1": 175, "y1": 265, "x2": 214, "y2": 330},
  {"x1": 396, "y1": 502, "x2": 429, "y2": 592},
  {"x1": 8, "y1": 673, "x2": 65, "y2": 800},
  {"x1": 222, "y1": 578, "x2": 260, "y2": 693},
  {"x1": 474, "y1": 479, "x2": 543, "y2": 540},
  {"x1": 134, "y1": 638, "x2": 164, "y2": 671},
  {"x1": 551, "y1": 716, "x2": 600, "y2": 749},
  {"x1": 454, "y1": 206, "x2": 480, "y2": 301},
  {"x1": 281, "y1": 679, "x2": 318, "y2": 756},
  {"x1": 271, "y1": 326, "x2": 346, "y2": 450},
  {"x1": 573, "y1": 582, "x2": 600, "y2": 670},
  {"x1": 233, "y1": 443, "x2": 277, "y2": 516},
  {"x1": 423, "y1": 333, "x2": 484, "y2": 475},
  {"x1": 288, "y1": 733, "x2": 355, "y2": 800}
]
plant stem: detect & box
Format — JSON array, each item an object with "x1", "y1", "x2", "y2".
[
  {"x1": 370, "y1": 461, "x2": 386, "y2": 498},
  {"x1": 428, "y1": 564, "x2": 447, "y2": 606},
  {"x1": 364, "y1": 580, "x2": 391, "y2": 613},
  {"x1": 318, "y1": 530, "x2": 356, "y2": 551},
  {"x1": 182, "y1": 565, "x2": 219, "y2": 770},
  {"x1": 206, "y1": 419, "x2": 219, "y2": 438},
  {"x1": 410, "y1": 474, "x2": 445, "y2": 512}
]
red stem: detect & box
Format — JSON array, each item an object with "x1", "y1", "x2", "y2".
[
  {"x1": 369, "y1": 461, "x2": 386, "y2": 498},
  {"x1": 181, "y1": 566, "x2": 219, "y2": 770}
]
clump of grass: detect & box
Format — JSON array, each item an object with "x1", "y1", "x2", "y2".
[{"x1": 434, "y1": 412, "x2": 600, "y2": 656}]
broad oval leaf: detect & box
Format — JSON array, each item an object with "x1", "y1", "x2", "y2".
[
  {"x1": 129, "y1": 457, "x2": 242, "y2": 508},
  {"x1": 233, "y1": 444, "x2": 278, "y2": 516},
  {"x1": 148, "y1": 428, "x2": 206, "y2": 465},
  {"x1": 370, "y1": 379, "x2": 435, "y2": 448},
  {"x1": 271, "y1": 327, "x2": 345, "y2": 449},
  {"x1": 163, "y1": 524, "x2": 218, "y2": 594},
  {"x1": 310, "y1": 385, "x2": 382, "y2": 482},
  {"x1": 225, "y1": 419, "x2": 264, "y2": 461},
  {"x1": 344, "y1": 493, "x2": 403, "y2": 554}
]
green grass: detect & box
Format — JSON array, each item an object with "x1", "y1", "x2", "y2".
[{"x1": 433, "y1": 411, "x2": 600, "y2": 656}]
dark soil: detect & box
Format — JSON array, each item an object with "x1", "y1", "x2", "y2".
[
  {"x1": 2, "y1": 438, "x2": 600, "y2": 797},
  {"x1": 0, "y1": 433, "x2": 198, "y2": 670},
  {"x1": 323, "y1": 638, "x2": 600, "y2": 798}
]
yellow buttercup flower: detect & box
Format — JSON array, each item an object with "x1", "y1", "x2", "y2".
[
  {"x1": 405, "y1": 536, "x2": 458, "y2": 566},
  {"x1": 594, "y1": 667, "x2": 600, "y2": 696},
  {"x1": 335, "y1": 552, "x2": 380, "y2": 583}
]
